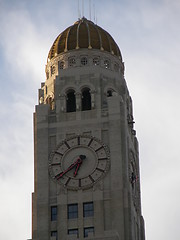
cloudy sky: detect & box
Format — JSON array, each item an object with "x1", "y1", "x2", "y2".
[{"x1": 0, "y1": 0, "x2": 180, "y2": 239}]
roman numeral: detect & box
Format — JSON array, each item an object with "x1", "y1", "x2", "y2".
[
  {"x1": 55, "y1": 151, "x2": 63, "y2": 156},
  {"x1": 96, "y1": 168, "x2": 104, "y2": 172},
  {"x1": 95, "y1": 146, "x2": 104, "y2": 152},
  {"x1": 78, "y1": 136, "x2": 80, "y2": 145},
  {"x1": 89, "y1": 175, "x2": 95, "y2": 183},
  {"x1": 64, "y1": 141, "x2": 70, "y2": 149},
  {"x1": 98, "y1": 157, "x2": 107, "y2": 160},
  {"x1": 88, "y1": 138, "x2": 93, "y2": 147},
  {"x1": 79, "y1": 179, "x2": 81, "y2": 187},
  {"x1": 51, "y1": 163, "x2": 61, "y2": 166}
]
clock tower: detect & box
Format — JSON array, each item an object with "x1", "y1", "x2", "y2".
[{"x1": 31, "y1": 18, "x2": 145, "y2": 240}]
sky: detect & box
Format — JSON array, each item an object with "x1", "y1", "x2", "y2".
[{"x1": 0, "y1": 0, "x2": 180, "y2": 239}]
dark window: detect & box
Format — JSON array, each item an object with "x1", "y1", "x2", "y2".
[
  {"x1": 81, "y1": 56, "x2": 88, "y2": 65},
  {"x1": 93, "y1": 57, "x2": 100, "y2": 66},
  {"x1": 84, "y1": 227, "x2": 94, "y2": 238},
  {"x1": 107, "y1": 90, "x2": 113, "y2": 97},
  {"x1": 68, "y1": 204, "x2": 78, "y2": 219},
  {"x1": 82, "y1": 88, "x2": 91, "y2": 111},
  {"x1": 104, "y1": 60, "x2": 110, "y2": 69},
  {"x1": 51, "y1": 231, "x2": 57, "y2": 240},
  {"x1": 59, "y1": 61, "x2": 65, "y2": 69},
  {"x1": 83, "y1": 202, "x2": 94, "y2": 217},
  {"x1": 66, "y1": 90, "x2": 76, "y2": 112},
  {"x1": 51, "y1": 206, "x2": 57, "y2": 221},
  {"x1": 68, "y1": 57, "x2": 76, "y2": 67},
  {"x1": 107, "y1": 89, "x2": 116, "y2": 97},
  {"x1": 51, "y1": 65, "x2": 56, "y2": 75},
  {"x1": 68, "y1": 229, "x2": 79, "y2": 238}
]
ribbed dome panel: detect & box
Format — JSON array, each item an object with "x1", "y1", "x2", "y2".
[
  {"x1": 48, "y1": 18, "x2": 122, "y2": 61},
  {"x1": 58, "y1": 28, "x2": 69, "y2": 53},
  {"x1": 67, "y1": 24, "x2": 78, "y2": 50},
  {"x1": 98, "y1": 26, "x2": 110, "y2": 52},
  {"x1": 89, "y1": 23, "x2": 100, "y2": 49},
  {"x1": 78, "y1": 22, "x2": 89, "y2": 48}
]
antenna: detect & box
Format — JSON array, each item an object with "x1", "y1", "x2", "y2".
[
  {"x1": 89, "y1": 0, "x2": 92, "y2": 20},
  {"x1": 78, "y1": 0, "x2": 81, "y2": 19},
  {"x1": 82, "y1": 0, "x2": 84, "y2": 17},
  {"x1": 93, "y1": 0, "x2": 95, "y2": 22}
]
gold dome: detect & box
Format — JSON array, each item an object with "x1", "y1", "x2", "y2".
[{"x1": 48, "y1": 18, "x2": 122, "y2": 60}]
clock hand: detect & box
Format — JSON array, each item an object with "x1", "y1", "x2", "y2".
[
  {"x1": 74, "y1": 162, "x2": 82, "y2": 177},
  {"x1": 73, "y1": 155, "x2": 86, "y2": 177},
  {"x1": 56, "y1": 155, "x2": 86, "y2": 179},
  {"x1": 56, "y1": 161, "x2": 78, "y2": 179}
]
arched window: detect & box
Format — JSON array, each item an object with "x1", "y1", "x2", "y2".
[
  {"x1": 81, "y1": 57, "x2": 88, "y2": 66},
  {"x1": 66, "y1": 90, "x2": 76, "y2": 112},
  {"x1": 81, "y1": 88, "x2": 91, "y2": 111},
  {"x1": 59, "y1": 61, "x2": 65, "y2": 69},
  {"x1": 93, "y1": 57, "x2": 100, "y2": 66},
  {"x1": 104, "y1": 59, "x2": 110, "y2": 69},
  {"x1": 68, "y1": 57, "x2": 76, "y2": 67},
  {"x1": 107, "y1": 89, "x2": 117, "y2": 97},
  {"x1": 51, "y1": 65, "x2": 56, "y2": 76}
]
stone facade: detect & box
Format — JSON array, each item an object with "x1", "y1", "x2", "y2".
[{"x1": 31, "y1": 18, "x2": 145, "y2": 240}]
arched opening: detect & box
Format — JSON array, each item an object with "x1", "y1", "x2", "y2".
[
  {"x1": 107, "y1": 88, "x2": 118, "y2": 97},
  {"x1": 46, "y1": 96, "x2": 54, "y2": 110},
  {"x1": 107, "y1": 90, "x2": 113, "y2": 97},
  {"x1": 81, "y1": 88, "x2": 91, "y2": 111},
  {"x1": 107, "y1": 89, "x2": 117, "y2": 97},
  {"x1": 66, "y1": 90, "x2": 76, "y2": 112}
]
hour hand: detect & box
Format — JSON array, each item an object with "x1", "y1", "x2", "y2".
[
  {"x1": 74, "y1": 163, "x2": 81, "y2": 177},
  {"x1": 73, "y1": 155, "x2": 86, "y2": 177},
  {"x1": 56, "y1": 163, "x2": 75, "y2": 179}
]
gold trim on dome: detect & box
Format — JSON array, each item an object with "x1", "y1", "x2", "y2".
[{"x1": 47, "y1": 18, "x2": 122, "y2": 61}]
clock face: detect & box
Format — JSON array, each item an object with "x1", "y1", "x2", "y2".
[{"x1": 49, "y1": 135, "x2": 110, "y2": 190}]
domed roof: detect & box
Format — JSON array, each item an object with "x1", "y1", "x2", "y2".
[{"x1": 48, "y1": 17, "x2": 122, "y2": 61}]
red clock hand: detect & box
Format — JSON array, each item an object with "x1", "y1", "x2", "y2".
[
  {"x1": 56, "y1": 155, "x2": 86, "y2": 179},
  {"x1": 74, "y1": 163, "x2": 81, "y2": 177},
  {"x1": 73, "y1": 155, "x2": 86, "y2": 177},
  {"x1": 56, "y1": 162, "x2": 77, "y2": 179}
]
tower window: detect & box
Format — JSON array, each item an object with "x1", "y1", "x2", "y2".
[
  {"x1": 51, "y1": 231, "x2": 57, "y2": 240},
  {"x1": 81, "y1": 56, "x2": 88, "y2": 65},
  {"x1": 114, "y1": 63, "x2": 120, "y2": 72},
  {"x1": 59, "y1": 61, "x2": 65, "y2": 69},
  {"x1": 51, "y1": 206, "x2": 57, "y2": 221},
  {"x1": 68, "y1": 57, "x2": 76, "y2": 67},
  {"x1": 83, "y1": 202, "x2": 94, "y2": 217},
  {"x1": 51, "y1": 65, "x2": 56, "y2": 75},
  {"x1": 93, "y1": 57, "x2": 100, "y2": 66},
  {"x1": 68, "y1": 204, "x2": 78, "y2": 219},
  {"x1": 81, "y1": 88, "x2": 91, "y2": 111},
  {"x1": 66, "y1": 90, "x2": 76, "y2": 113},
  {"x1": 104, "y1": 59, "x2": 110, "y2": 69},
  {"x1": 107, "y1": 89, "x2": 117, "y2": 97},
  {"x1": 84, "y1": 227, "x2": 94, "y2": 238},
  {"x1": 68, "y1": 229, "x2": 79, "y2": 238}
]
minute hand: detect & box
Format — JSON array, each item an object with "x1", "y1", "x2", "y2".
[{"x1": 56, "y1": 160, "x2": 79, "y2": 179}]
